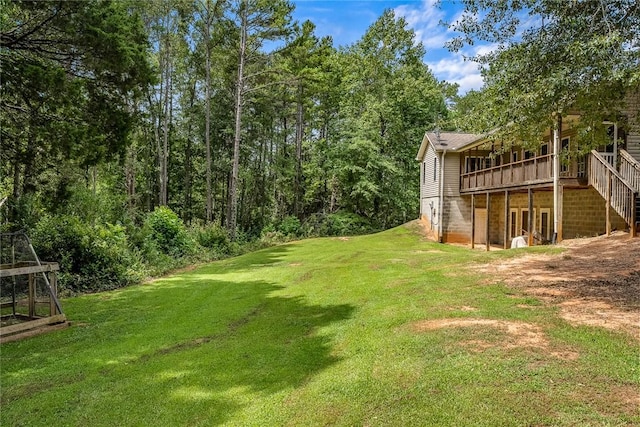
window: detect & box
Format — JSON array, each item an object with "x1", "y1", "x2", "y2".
[
  {"x1": 560, "y1": 137, "x2": 570, "y2": 173},
  {"x1": 539, "y1": 209, "x2": 550, "y2": 241},
  {"x1": 434, "y1": 157, "x2": 437, "y2": 181},
  {"x1": 512, "y1": 151, "x2": 519, "y2": 163},
  {"x1": 509, "y1": 209, "x2": 518, "y2": 238},
  {"x1": 464, "y1": 156, "x2": 489, "y2": 173},
  {"x1": 541, "y1": 142, "x2": 549, "y2": 156},
  {"x1": 521, "y1": 209, "x2": 530, "y2": 234}
]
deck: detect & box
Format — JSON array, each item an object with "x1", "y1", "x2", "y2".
[{"x1": 460, "y1": 153, "x2": 587, "y2": 193}]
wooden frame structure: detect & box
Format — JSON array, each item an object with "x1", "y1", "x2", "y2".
[
  {"x1": 0, "y1": 261, "x2": 67, "y2": 343},
  {"x1": 463, "y1": 146, "x2": 638, "y2": 250}
]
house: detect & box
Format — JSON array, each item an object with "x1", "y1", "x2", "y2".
[{"x1": 417, "y1": 102, "x2": 640, "y2": 248}]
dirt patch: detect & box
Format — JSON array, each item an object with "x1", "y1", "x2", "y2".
[
  {"x1": 479, "y1": 232, "x2": 640, "y2": 338},
  {"x1": 411, "y1": 318, "x2": 579, "y2": 360},
  {"x1": 443, "y1": 305, "x2": 478, "y2": 312}
]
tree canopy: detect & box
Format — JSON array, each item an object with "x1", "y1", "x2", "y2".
[
  {"x1": 0, "y1": 2, "x2": 449, "y2": 257},
  {"x1": 448, "y1": 0, "x2": 640, "y2": 145}
]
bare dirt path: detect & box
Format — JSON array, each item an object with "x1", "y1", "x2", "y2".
[{"x1": 480, "y1": 232, "x2": 640, "y2": 339}]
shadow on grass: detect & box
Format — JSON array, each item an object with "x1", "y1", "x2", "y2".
[
  {"x1": 205, "y1": 243, "x2": 298, "y2": 274},
  {"x1": 1, "y1": 273, "x2": 354, "y2": 425}
]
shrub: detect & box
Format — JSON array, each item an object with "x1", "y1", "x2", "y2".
[
  {"x1": 30, "y1": 215, "x2": 144, "y2": 293},
  {"x1": 195, "y1": 223, "x2": 231, "y2": 255},
  {"x1": 301, "y1": 212, "x2": 377, "y2": 237},
  {"x1": 143, "y1": 206, "x2": 193, "y2": 257},
  {"x1": 277, "y1": 216, "x2": 301, "y2": 236}
]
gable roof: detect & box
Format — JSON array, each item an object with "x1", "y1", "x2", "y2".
[{"x1": 415, "y1": 131, "x2": 485, "y2": 161}]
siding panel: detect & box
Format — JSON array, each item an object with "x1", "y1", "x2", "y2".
[
  {"x1": 421, "y1": 144, "x2": 439, "y2": 198},
  {"x1": 443, "y1": 153, "x2": 460, "y2": 196},
  {"x1": 624, "y1": 91, "x2": 640, "y2": 161}
]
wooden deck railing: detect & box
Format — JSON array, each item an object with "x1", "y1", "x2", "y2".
[
  {"x1": 461, "y1": 154, "x2": 553, "y2": 192},
  {"x1": 620, "y1": 149, "x2": 640, "y2": 192},
  {"x1": 589, "y1": 150, "x2": 637, "y2": 233}
]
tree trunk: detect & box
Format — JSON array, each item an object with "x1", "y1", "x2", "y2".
[
  {"x1": 184, "y1": 80, "x2": 196, "y2": 223},
  {"x1": 204, "y1": 1, "x2": 213, "y2": 223},
  {"x1": 228, "y1": 0, "x2": 247, "y2": 239},
  {"x1": 295, "y1": 85, "x2": 304, "y2": 218}
]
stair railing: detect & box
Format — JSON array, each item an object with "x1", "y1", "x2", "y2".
[
  {"x1": 589, "y1": 150, "x2": 637, "y2": 236},
  {"x1": 620, "y1": 149, "x2": 640, "y2": 192}
]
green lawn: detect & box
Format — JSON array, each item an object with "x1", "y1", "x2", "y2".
[{"x1": 1, "y1": 224, "x2": 638, "y2": 426}]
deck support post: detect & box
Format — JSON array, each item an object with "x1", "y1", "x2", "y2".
[
  {"x1": 606, "y1": 168, "x2": 612, "y2": 236},
  {"x1": 28, "y1": 273, "x2": 35, "y2": 318},
  {"x1": 486, "y1": 191, "x2": 491, "y2": 252},
  {"x1": 471, "y1": 194, "x2": 475, "y2": 249},
  {"x1": 553, "y1": 117, "x2": 561, "y2": 244},
  {"x1": 528, "y1": 187, "x2": 534, "y2": 246},
  {"x1": 49, "y1": 272, "x2": 58, "y2": 316},
  {"x1": 503, "y1": 190, "x2": 509, "y2": 249},
  {"x1": 558, "y1": 185, "x2": 564, "y2": 242},
  {"x1": 632, "y1": 192, "x2": 637, "y2": 238}
]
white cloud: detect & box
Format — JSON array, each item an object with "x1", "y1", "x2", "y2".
[
  {"x1": 394, "y1": 2, "x2": 508, "y2": 94},
  {"x1": 473, "y1": 42, "x2": 501, "y2": 57},
  {"x1": 427, "y1": 55, "x2": 483, "y2": 94},
  {"x1": 394, "y1": 0, "x2": 449, "y2": 49}
]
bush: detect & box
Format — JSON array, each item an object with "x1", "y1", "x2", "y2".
[
  {"x1": 195, "y1": 223, "x2": 231, "y2": 255},
  {"x1": 277, "y1": 216, "x2": 301, "y2": 236},
  {"x1": 301, "y1": 212, "x2": 377, "y2": 237},
  {"x1": 143, "y1": 206, "x2": 193, "y2": 257},
  {"x1": 30, "y1": 215, "x2": 144, "y2": 293}
]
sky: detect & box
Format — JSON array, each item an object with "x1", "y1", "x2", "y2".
[{"x1": 291, "y1": 0, "x2": 489, "y2": 94}]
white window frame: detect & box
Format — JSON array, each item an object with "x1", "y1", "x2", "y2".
[
  {"x1": 520, "y1": 208, "x2": 537, "y2": 235},
  {"x1": 539, "y1": 208, "x2": 551, "y2": 241},
  {"x1": 509, "y1": 208, "x2": 519, "y2": 239},
  {"x1": 560, "y1": 137, "x2": 570, "y2": 173}
]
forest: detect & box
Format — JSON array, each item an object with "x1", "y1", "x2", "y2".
[
  {"x1": 1, "y1": 0, "x2": 452, "y2": 291},
  {"x1": 1, "y1": 0, "x2": 638, "y2": 292}
]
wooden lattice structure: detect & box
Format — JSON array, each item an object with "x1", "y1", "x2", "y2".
[{"x1": 0, "y1": 232, "x2": 67, "y2": 343}]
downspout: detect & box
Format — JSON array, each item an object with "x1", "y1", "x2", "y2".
[
  {"x1": 552, "y1": 114, "x2": 561, "y2": 243},
  {"x1": 438, "y1": 150, "x2": 447, "y2": 243}
]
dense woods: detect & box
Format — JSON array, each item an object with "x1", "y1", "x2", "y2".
[
  {"x1": 1, "y1": 1, "x2": 448, "y2": 290},
  {"x1": 3, "y1": 0, "x2": 636, "y2": 292}
]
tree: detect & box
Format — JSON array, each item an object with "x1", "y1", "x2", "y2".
[
  {"x1": 0, "y1": 0, "x2": 152, "y2": 222},
  {"x1": 142, "y1": 0, "x2": 190, "y2": 207},
  {"x1": 227, "y1": 0, "x2": 293, "y2": 238},
  {"x1": 272, "y1": 20, "x2": 334, "y2": 219},
  {"x1": 448, "y1": 0, "x2": 640, "y2": 144},
  {"x1": 192, "y1": 0, "x2": 226, "y2": 223},
  {"x1": 335, "y1": 10, "x2": 447, "y2": 226}
]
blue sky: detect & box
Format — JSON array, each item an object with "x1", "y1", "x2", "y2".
[{"x1": 291, "y1": 0, "x2": 489, "y2": 94}]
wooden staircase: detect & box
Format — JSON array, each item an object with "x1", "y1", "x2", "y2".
[
  {"x1": 589, "y1": 150, "x2": 638, "y2": 236},
  {"x1": 619, "y1": 150, "x2": 640, "y2": 232}
]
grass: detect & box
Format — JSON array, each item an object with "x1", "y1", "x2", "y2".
[{"x1": 1, "y1": 223, "x2": 638, "y2": 426}]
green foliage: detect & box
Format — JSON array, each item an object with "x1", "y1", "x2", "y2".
[
  {"x1": 448, "y1": 0, "x2": 640, "y2": 145},
  {"x1": 31, "y1": 215, "x2": 144, "y2": 293},
  {"x1": 1, "y1": 0, "x2": 153, "y2": 205},
  {"x1": 195, "y1": 223, "x2": 232, "y2": 255},
  {"x1": 277, "y1": 215, "x2": 301, "y2": 236},
  {"x1": 301, "y1": 212, "x2": 377, "y2": 237},
  {"x1": 143, "y1": 206, "x2": 193, "y2": 257},
  {"x1": 333, "y1": 10, "x2": 447, "y2": 226}
]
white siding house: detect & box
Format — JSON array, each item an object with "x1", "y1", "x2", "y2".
[
  {"x1": 416, "y1": 106, "x2": 640, "y2": 247},
  {"x1": 416, "y1": 132, "x2": 484, "y2": 242}
]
